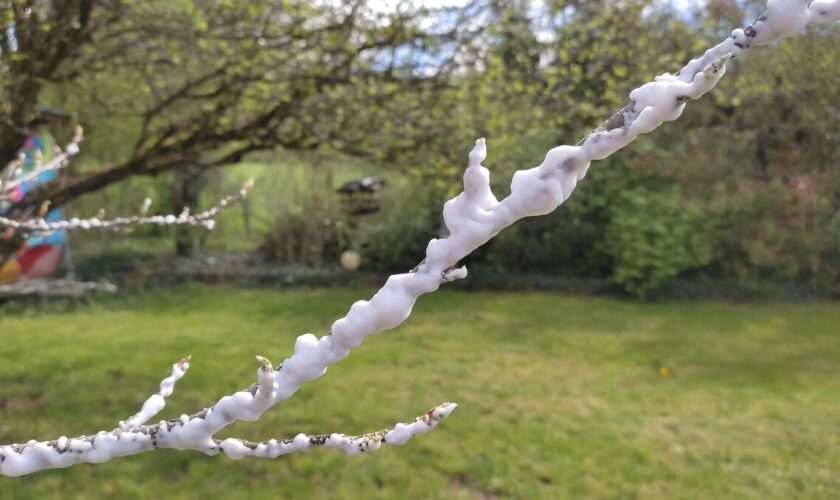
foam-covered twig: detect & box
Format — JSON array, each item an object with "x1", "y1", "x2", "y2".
[
  {"x1": 0, "y1": 179, "x2": 253, "y2": 233},
  {"x1": 118, "y1": 356, "x2": 191, "y2": 430},
  {"x1": 214, "y1": 403, "x2": 457, "y2": 459},
  {"x1": 0, "y1": 126, "x2": 85, "y2": 194},
  {"x1": 0, "y1": 353, "x2": 452, "y2": 475},
  {"x1": 1, "y1": 0, "x2": 836, "y2": 477}
]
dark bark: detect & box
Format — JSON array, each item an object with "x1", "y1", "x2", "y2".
[
  {"x1": 0, "y1": 1, "x2": 477, "y2": 269},
  {"x1": 171, "y1": 166, "x2": 205, "y2": 258},
  {"x1": 0, "y1": 0, "x2": 96, "y2": 165}
]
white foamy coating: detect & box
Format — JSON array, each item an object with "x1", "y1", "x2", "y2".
[
  {"x1": 216, "y1": 402, "x2": 457, "y2": 460},
  {"x1": 809, "y1": 0, "x2": 840, "y2": 24},
  {"x1": 118, "y1": 357, "x2": 191, "y2": 430},
  {"x1": 0, "y1": 126, "x2": 84, "y2": 193},
  {"x1": 0, "y1": 181, "x2": 253, "y2": 233},
  {"x1": 1, "y1": 0, "x2": 836, "y2": 477}
]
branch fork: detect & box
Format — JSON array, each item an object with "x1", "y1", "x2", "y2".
[{"x1": 1, "y1": 0, "x2": 838, "y2": 477}]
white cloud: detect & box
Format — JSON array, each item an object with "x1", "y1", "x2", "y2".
[{"x1": 366, "y1": 0, "x2": 470, "y2": 13}]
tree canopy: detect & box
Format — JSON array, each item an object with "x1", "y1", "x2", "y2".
[{"x1": 1, "y1": 0, "x2": 838, "y2": 295}]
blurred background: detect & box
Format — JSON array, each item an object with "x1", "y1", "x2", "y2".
[
  {"x1": 1, "y1": 0, "x2": 839, "y2": 498},
  {"x1": 2, "y1": 0, "x2": 838, "y2": 300}
]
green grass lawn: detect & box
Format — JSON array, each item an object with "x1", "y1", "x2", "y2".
[{"x1": 1, "y1": 286, "x2": 839, "y2": 499}]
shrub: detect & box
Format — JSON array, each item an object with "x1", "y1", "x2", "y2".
[{"x1": 602, "y1": 187, "x2": 714, "y2": 298}]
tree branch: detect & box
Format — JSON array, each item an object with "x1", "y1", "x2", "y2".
[
  {"x1": 0, "y1": 352, "x2": 455, "y2": 476},
  {"x1": 0, "y1": 126, "x2": 84, "y2": 195},
  {"x1": 1, "y1": 0, "x2": 837, "y2": 478},
  {"x1": 118, "y1": 356, "x2": 191, "y2": 430},
  {"x1": 0, "y1": 179, "x2": 253, "y2": 233}
]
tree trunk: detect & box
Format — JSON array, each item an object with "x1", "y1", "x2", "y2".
[
  {"x1": 171, "y1": 166, "x2": 205, "y2": 258},
  {"x1": 0, "y1": 123, "x2": 28, "y2": 169}
]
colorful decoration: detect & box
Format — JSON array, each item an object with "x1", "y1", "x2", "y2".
[{"x1": 0, "y1": 129, "x2": 67, "y2": 284}]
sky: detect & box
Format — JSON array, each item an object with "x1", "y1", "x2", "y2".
[
  {"x1": 367, "y1": 0, "x2": 469, "y2": 11},
  {"x1": 367, "y1": 0, "x2": 704, "y2": 12}
]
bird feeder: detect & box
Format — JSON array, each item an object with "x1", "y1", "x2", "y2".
[
  {"x1": 30, "y1": 107, "x2": 73, "y2": 127},
  {"x1": 336, "y1": 176, "x2": 385, "y2": 216}
]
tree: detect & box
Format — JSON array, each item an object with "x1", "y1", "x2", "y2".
[
  {"x1": 0, "y1": 126, "x2": 254, "y2": 283},
  {"x1": 453, "y1": 0, "x2": 840, "y2": 296},
  {"x1": 0, "y1": 0, "x2": 479, "y2": 266},
  {"x1": 0, "y1": 0, "x2": 838, "y2": 477}
]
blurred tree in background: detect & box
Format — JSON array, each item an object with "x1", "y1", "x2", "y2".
[
  {"x1": 449, "y1": 0, "x2": 840, "y2": 297},
  {"x1": 2, "y1": 0, "x2": 838, "y2": 298},
  {"x1": 0, "y1": 0, "x2": 477, "y2": 259}
]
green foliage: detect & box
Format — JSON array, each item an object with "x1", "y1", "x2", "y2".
[
  {"x1": 260, "y1": 211, "x2": 352, "y2": 268},
  {"x1": 16, "y1": 1, "x2": 837, "y2": 295},
  {"x1": 362, "y1": 189, "x2": 443, "y2": 273},
  {"x1": 602, "y1": 187, "x2": 714, "y2": 298}
]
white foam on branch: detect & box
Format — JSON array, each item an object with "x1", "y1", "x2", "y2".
[
  {"x1": 1, "y1": 0, "x2": 836, "y2": 477},
  {"x1": 118, "y1": 357, "x2": 192, "y2": 430},
  {"x1": 0, "y1": 126, "x2": 85, "y2": 195},
  {"x1": 0, "y1": 179, "x2": 254, "y2": 233}
]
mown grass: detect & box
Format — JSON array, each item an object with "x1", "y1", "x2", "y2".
[{"x1": 1, "y1": 285, "x2": 839, "y2": 499}]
